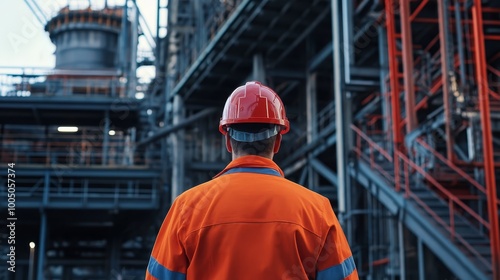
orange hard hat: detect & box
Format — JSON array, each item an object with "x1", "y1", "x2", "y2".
[{"x1": 219, "y1": 81, "x2": 290, "y2": 137}]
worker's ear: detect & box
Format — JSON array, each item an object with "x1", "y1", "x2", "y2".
[
  {"x1": 273, "y1": 134, "x2": 282, "y2": 154},
  {"x1": 225, "y1": 134, "x2": 233, "y2": 153}
]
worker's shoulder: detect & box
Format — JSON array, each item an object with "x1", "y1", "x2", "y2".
[
  {"x1": 280, "y1": 177, "x2": 329, "y2": 204},
  {"x1": 175, "y1": 178, "x2": 223, "y2": 202}
]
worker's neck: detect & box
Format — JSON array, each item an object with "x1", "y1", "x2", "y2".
[{"x1": 232, "y1": 153, "x2": 273, "y2": 161}]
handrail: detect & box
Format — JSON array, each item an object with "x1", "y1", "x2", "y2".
[
  {"x1": 415, "y1": 138, "x2": 486, "y2": 193},
  {"x1": 396, "y1": 150, "x2": 490, "y2": 229},
  {"x1": 351, "y1": 125, "x2": 492, "y2": 270},
  {"x1": 350, "y1": 124, "x2": 393, "y2": 162}
]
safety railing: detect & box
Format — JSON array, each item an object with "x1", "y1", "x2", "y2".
[
  {"x1": 0, "y1": 177, "x2": 158, "y2": 209},
  {"x1": 0, "y1": 132, "x2": 161, "y2": 167},
  {"x1": 351, "y1": 124, "x2": 491, "y2": 270},
  {"x1": 351, "y1": 125, "x2": 394, "y2": 184},
  {"x1": 0, "y1": 68, "x2": 127, "y2": 98}
]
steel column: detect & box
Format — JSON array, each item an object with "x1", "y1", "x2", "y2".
[
  {"x1": 398, "y1": 221, "x2": 406, "y2": 280},
  {"x1": 129, "y1": 0, "x2": 138, "y2": 98},
  {"x1": 36, "y1": 212, "x2": 46, "y2": 280},
  {"x1": 399, "y1": 0, "x2": 417, "y2": 132},
  {"x1": 307, "y1": 72, "x2": 318, "y2": 189},
  {"x1": 472, "y1": 1, "x2": 500, "y2": 278},
  {"x1": 171, "y1": 95, "x2": 185, "y2": 200},
  {"x1": 437, "y1": 0, "x2": 455, "y2": 161},
  {"x1": 252, "y1": 54, "x2": 266, "y2": 82},
  {"x1": 417, "y1": 238, "x2": 424, "y2": 280},
  {"x1": 332, "y1": 0, "x2": 349, "y2": 218},
  {"x1": 385, "y1": 0, "x2": 402, "y2": 191},
  {"x1": 102, "y1": 110, "x2": 110, "y2": 165}
]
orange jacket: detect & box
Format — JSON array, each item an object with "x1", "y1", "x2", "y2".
[{"x1": 146, "y1": 155, "x2": 358, "y2": 280}]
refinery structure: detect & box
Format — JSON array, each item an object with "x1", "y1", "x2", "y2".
[{"x1": 0, "y1": 0, "x2": 499, "y2": 279}]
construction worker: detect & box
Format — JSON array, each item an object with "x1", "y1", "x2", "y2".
[{"x1": 146, "y1": 81, "x2": 358, "y2": 280}]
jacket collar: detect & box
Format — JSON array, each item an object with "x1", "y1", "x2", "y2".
[{"x1": 213, "y1": 155, "x2": 284, "y2": 178}]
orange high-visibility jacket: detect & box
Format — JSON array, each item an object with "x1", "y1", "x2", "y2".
[{"x1": 146, "y1": 155, "x2": 358, "y2": 280}]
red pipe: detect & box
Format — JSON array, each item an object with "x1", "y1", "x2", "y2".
[
  {"x1": 472, "y1": 2, "x2": 500, "y2": 278},
  {"x1": 385, "y1": 0, "x2": 402, "y2": 192},
  {"x1": 400, "y1": 0, "x2": 417, "y2": 132}
]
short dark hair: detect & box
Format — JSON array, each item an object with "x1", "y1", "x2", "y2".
[{"x1": 229, "y1": 123, "x2": 277, "y2": 156}]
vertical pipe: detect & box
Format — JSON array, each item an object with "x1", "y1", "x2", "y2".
[
  {"x1": 385, "y1": 0, "x2": 402, "y2": 191},
  {"x1": 437, "y1": 0, "x2": 454, "y2": 161},
  {"x1": 399, "y1": 0, "x2": 417, "y2": 132},
  {"x1": 388, "y1": 218, "x2": 398, "y2": 279},
  {"x1": 306, "y1": 73, "x2": 318, "y2": 144},
  {"x1": 472, "y1": 2, "x2": 500, "y2": 278},
  {"x1": 120, "y1": 1, "x2": 128, "y2": 75},
  {"x1": 417, "y1": 238, "x2": 425, "y2": 280},
  {"x1": 36, "y1": 212, "x2": 47, "y2": 280},
  {"x1": 252, "y1": 54, "x2": 266, "y2": 82},
  {"x1": 129, "y1": 0, "x2": 138, "y2": 98},
  {"x1": 171, "y1": 95, "x2": 185, "y2": 200},
  {"x1": 102, "y1": 111, "x2": 110, "y2": 165},
  {"x1": 454, "y1": 0, "x2": 467, "y2": 87},
  {"x1": 156, "y1": 0, "x2": 161, "y2": 62},
  {"x1": 307, "y1": 72, "x2": 318, "y2": 189},
  {"x1": 332, "y1": 0, "x2": 348, "y2": 218},
  {"x1": 398, "y1": 221, "x2": 406, "y2": 280},
  {"x1": 378, "y1": 27, "x2": 390, "y2": 150}
]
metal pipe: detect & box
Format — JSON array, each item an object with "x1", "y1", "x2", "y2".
[
  {"x1": 129, "y1": 0, "x2": 139, "y2": 98},
  {"x1": 437, "y1": 0, "x2": 455, "y2": 161},
  {"x1": 471, "y1": 2, "x2": 500, "y2": 278},
  {"x1": 398, "y1": 221, "x2": 406, "y2": 280},
  {"x1": 332, "y1": 0, "x2": 349, "y2": 219},
  {"x1": 384, "y1": 0, "x2": 402, "y2": 191},
  {"x1": 454, "y1": 0, "x2": 467, "y2": 89},
  {"x1": 102, "y1": 111, "x2": 110, "y2": 165},
  {"x1": 171, "y1": 95, "x2": 185, "y2": 200},
  {"x1": 399, "y1": 0, "x2": 417, "y2": 132},
  {"x1": 417, "y1": 238, "x2": 424, "y2": 280},
  {"x1": 36, "y1": 211, "x2": 47, "y2": 280}
]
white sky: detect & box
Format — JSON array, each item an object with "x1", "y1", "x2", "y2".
[{"x1": 0, "y1": 0, "x2": 164, "y2": 79}]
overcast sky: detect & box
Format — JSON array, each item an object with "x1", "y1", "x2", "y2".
[{"x1": 0, "y1": 0, "x2": 163, "y2": 76}]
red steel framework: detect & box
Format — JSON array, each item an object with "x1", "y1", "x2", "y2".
[
  {"x1": 373, "y1": 0, "x2": 500, "y2": 277},
  {"x1": 471, "y1": 0, "x2": 500, "y2": 277}
]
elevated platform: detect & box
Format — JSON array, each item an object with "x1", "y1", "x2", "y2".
[
  {"x1": 0, "y1": 96, "x2": 140, "y2": 128},
  {"x1": 0, "y1": 165, "x2": 162, "y2": 210}
]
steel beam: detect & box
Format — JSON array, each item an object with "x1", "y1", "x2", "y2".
[
  {"x1": 472, "y1": 1, "x2": 500, "y2": 277},
  {"x1": 137, "y1": 107, "x2": 217, "y2": 148},
  {"x1": 171, "y1": 95, "x2": 185, "y2": 200},
  {"x1": 310, "y1": 158, "x2": 338, "y2": 187}
]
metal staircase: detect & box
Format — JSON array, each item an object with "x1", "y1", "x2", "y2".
[{"x1": 351, "y1": 126, "x2": 493, "y2": 279}]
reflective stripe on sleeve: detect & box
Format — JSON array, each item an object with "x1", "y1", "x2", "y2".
[
  {"x1": 317, "y1": 256, "x2": 356, "y2": 280},
  {"x1": 147, "y1": 256, "x2": 186, "y2": 280}
]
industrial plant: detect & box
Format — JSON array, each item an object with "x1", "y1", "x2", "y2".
[{"x1": 0, "y1": 0, "x2": 499, "y2": 279}]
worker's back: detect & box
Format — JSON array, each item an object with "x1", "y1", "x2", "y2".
[{"x1": 147, "y1": 156, "x2": 357, "y2": 280}]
